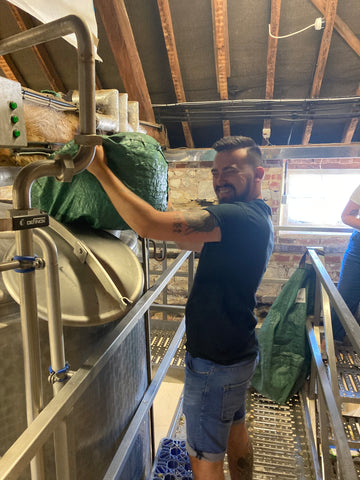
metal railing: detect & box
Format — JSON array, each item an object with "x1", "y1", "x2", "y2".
[
  {"x1": 0, "y1": 15, "x2": 101, "y2": 480},
  {"x1": 304, "y1": 247, "x2": 360, "y2": 480},
  {"x1": 0, "y1": 246, "x2": 194, "y2": 479}
]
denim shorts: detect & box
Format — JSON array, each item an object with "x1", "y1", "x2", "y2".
[{"x1": 183, "y1": 351, "x2": 258, "y2": 462}]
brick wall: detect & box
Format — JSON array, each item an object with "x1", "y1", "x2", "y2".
[{"x1": 166, "y1": 158, "x2": 353, "y2": 304}]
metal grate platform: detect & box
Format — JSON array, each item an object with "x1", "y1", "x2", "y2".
[
  {"x1": 151, "y1": 326, "x2": 316, "y2": 479},
  {"x1": 151, "y1": 326, "x2": 186, "y2": 369},
  {"x1": 248, "y1": 390, "x2": 315, "y2": 479},
  {"x1": 166, "y1": 391, "x2": 315, "y2": 480},
  {"x1": 335, "y1": 345, "x2": 360, "y2": 401}
]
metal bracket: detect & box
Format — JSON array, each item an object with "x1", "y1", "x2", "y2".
[
  {"x1": 54, "y1": 154, "x2": 75, "y2": 183},
  {"x1": 148, "y1": 239, "x2": 167, "y2": 262},
  {"x1": 74, "y1": 134, "x2": 103, "y2": 146},
  {"x1": 0, "y1": 209, "x2": 49, "y2": 232},
  {"x1": 73, "y1": 240, "x2": 88, "y2": 263},
  {"x1": 48, "y1": 217, "x2": 132, "y2": 308},
  {"x1": 12, "y1": 255, "x2": 45, "y2": 273},
  {"x1": 48, "y1": 362, "x2": 70, "y2": 384}
]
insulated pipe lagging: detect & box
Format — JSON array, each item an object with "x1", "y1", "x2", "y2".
[
  {"x1": 0, "y1": 14, "x2": 96, "y2": 135},
  {"x1": 0, "y1": 14, "x2": 100, "y2": 209}
]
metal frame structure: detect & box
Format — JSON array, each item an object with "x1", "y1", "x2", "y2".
[
  {"x1": 304, "y1": 247, "x2": 360, "y2": 480},
  {"x1": 1, "y1": 243, "x2": 360, "y2": 480},
  {"x1": 0, "y1": 14, "x2": 359, "y2": 479},
  {"x1": 0, "y1": 246, "x2": 193, "y2": 479}
]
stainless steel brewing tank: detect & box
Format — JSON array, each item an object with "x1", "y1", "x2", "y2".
[
  {"x1": 2, "y1": 220, "x2": 144, "y2": 326},
  {"x1": 0, "y1": 206, "x2": 151, "y2": 479}
]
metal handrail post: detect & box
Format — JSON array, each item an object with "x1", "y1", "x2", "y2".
[
  {"x1": 0, "y1": 14, "x2": 99, "y2": 479},
  {"x1": 321, "y1": 284, "x2": 342, "y2": 412},
  {"x1": 142, "y1": 238, "x2": 156, "y2": 463},
  {"x1": 15, "y1": 225, "x2": 45, "y2": 480},
  {"x1": 162, "y1": 253, "x2": 168, "y2": 321},
  {"x1": 317, "y1": 382, "x2": 333, "y2": 478},
  {"x1": 188, "y1": 250, "x2": 195, "y2": 292},
  {"x1": 34, "y1": 229, "x2": 73, "y2": 480},
  {"x1": 307, "y1": 322, "x2": 358, "y2": 479},
  {"x1": 103, "y1": 318, "x2": 186, "y2": 480},
  {"x1": 307, "y1": 248, "x2": 360, "y2": 355},
  {"x1": 299, "y1": 388, "x2": 322, "y2": 480}
]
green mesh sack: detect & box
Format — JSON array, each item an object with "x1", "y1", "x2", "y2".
[
  {"x1": 251, "y1": 255, "x2": 316, "y2": 405},
  {"x1": 31, "y1": 132, "x2": 168, "y2": 230}
]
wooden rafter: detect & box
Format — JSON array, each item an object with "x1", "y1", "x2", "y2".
[
  {"x1": 342, "y1": 83, "x2": 360, "y2": 143},
  {"x1": 266, "y1": 0, "x2": 281, "y2": 100},
  {"x1": 94, "y1": 0, "x2": 155, "y2": 123},
  {"x1": 302, "y1": 0, "x2": 338, "y2": 144},
  {"x1": 311, "y1": 0, "x2": 360, "y2": 57},
  {"x1": 5, "y1": 54, "x2": 26, "y2": 85},
  {"x1": 311, "y1": 0, "x2": 360, "y2": 144},
  {"x1": 0, "y1": 55, "x2": 21, "y2": 83},
  {"x1": 211, "y1": 0, "x2": 230, "y2": 137},
  {"x1": 157, "y1": 0, "x2": 194, "y2": 147},
  {"x1": 263, "y1": 0, "x2": 281, "y2": 143},
  {"x1": 9, "y1": 4, "x2": 66, "y2": 93},
  {"x1": 95, "y1": 74, "x2": 103, "y2": 91}
]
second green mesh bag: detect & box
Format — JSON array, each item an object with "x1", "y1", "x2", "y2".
[{"x1": 251, "y1": 254, "x2": 316, "y2": 405}]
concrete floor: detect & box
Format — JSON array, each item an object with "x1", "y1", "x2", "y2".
[{"x1": 153, "y1": 376, "x2": 184, "y2": 449}]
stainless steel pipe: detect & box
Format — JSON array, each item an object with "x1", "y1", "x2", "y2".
[
  {"x1": 0, "y1": 14, "x2": 99, "y2": 479},
  {"x1": 0, "y1": 14, "x2": 96, "y2": 136},
  {"x1": 34, "y1": 229, "x2": 72, "y2": 480}
]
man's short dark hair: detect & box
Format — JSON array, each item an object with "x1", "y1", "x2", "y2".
[{"x1": 212, "y1": 136, "x2": 262, "y2": 168}]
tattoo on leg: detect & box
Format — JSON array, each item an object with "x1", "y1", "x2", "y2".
[{"x1": 236, "y1": 441, "x2": 253, "y2": 479}]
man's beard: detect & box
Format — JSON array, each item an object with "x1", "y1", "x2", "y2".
[{"x1": 216, "y1": 181, "x2": 251, "y2": 204}]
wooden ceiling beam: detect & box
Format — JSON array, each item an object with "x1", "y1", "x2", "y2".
[
  {"x1": 94, "y1": 0, "x2": 155, "y2": 123},
  {"x1": 0, "y1": 56, "x2": 17, "y2": 81},
  {"x1": 8, "y1": 4, "x2": 66, "y2": 93},
  {"x1": 311, "y1": 0, "x2": 360, "y2": 57},
  {"x1": 302, "y1": 0, "x2": 338, "y2": 144},
  {"x1": 211, "y1": 0, "x2": 230, "y2": 136},
  {"x1": 263, "y1": 0, "x2": 281, "y2": 144},
  {"x1": 0, "y1": 55, "x2": 24, "y2": 83},
  {"x1": 212, "y1": 0, "x2": 229, "y2": 100},
  {"x1": 342, "y1": 83, "x2": 360, "y2": 143},
  {"x1": 266, "y1": 0, "x2": 281, "y2": 100},
  {"x1": 157, "y1": 0, "x2": 194, "y2": 147},
  {"x1": 95, "y1": 74, "x2": 103, "y2": 91}
]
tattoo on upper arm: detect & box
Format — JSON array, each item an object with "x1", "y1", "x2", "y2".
[
  {"x1": 172, "y1": 210, "x2": 218, "y2": 235},
  {"x1": 349, "y1": 208, "x2": 359, "y2": 217}
]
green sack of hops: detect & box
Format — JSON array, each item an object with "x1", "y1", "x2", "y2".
[{"x1": 31, "y1": 132, "x2": 168, "y2": 230}]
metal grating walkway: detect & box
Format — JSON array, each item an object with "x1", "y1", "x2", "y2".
[
  {"x1": 151, "y1": 326, "x2": 186, "y2": 369},
  {"x1": 336, "y1": 345, "x2": 360, "y2": 401},
  {"x1": 151, "y1": 325, "x2": 316, "y2": 480},
  {"x1": 248, "y1": 390, "x2": 314, "y2": 479}
]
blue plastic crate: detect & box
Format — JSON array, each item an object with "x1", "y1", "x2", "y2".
[{"x1": 152, "y1": 438, "x2": 192, "y2": 480}]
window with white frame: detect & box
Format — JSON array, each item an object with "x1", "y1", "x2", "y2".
[{"x1": 282, "y1": 169, "x2": 360, "y2": 226}]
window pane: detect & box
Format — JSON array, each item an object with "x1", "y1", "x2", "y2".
[{"x1": 286, "y1": 172, "x2": 360, "y2": 226}]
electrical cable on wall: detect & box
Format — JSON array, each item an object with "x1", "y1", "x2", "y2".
[{"x1": 269, "y1": 17, "x2": 325, "y2": 39}]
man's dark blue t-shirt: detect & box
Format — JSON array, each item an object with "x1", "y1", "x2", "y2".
[{"x1": 185, "y1": 199, "x2": 274, "y2": 365}]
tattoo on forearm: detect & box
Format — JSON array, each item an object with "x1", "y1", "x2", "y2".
[
  {"x1": 172, "y1": 211, "x2": 217, "y2": 235},
  {"x1": 349, "y1": 208, "x2": 359, "y2": 217}
]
